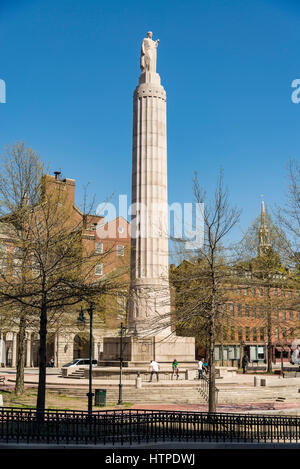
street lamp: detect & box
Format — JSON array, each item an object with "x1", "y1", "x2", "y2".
[
  {"x1": 77, "y1": 302, "x2": 95, "y2": 416},
  {"x1": 117, "y1": 322, "x2": 127, "y2": 405}
]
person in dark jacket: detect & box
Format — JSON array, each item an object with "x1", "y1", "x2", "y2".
[{"x1": 242, "y1": 354, "x2": 249, "y2": 374}]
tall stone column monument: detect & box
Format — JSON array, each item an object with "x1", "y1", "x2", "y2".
[
  {"x1": 102, "y1": 32, "x2": 195, "y2": 365},
  {"x1": 128, "y1": 31, "x2": 171, "y2": 336}
]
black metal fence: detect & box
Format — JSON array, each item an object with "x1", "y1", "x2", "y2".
[
  {"x1": 0, "y1": 407, "x2": 300, "y2": 445},
  {"x1": 198, "y1": 374, "x2": 219, "y2": 403}
]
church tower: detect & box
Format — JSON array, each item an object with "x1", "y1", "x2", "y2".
[{"x1": 258, "y1": 199, "x2": 271, "y2": 256}]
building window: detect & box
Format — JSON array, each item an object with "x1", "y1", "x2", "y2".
[
  {"x1": 0, "y1": 259, "x2": 6, "y2": 274},
  {"x1": 230, "y1": 327, "x2": 235, "y2": 341},
  {"x1": 252, "y1": 327, "x2": 257, "y2": 342},
  {"x1": 260, "y1": 327, "x2": 265, "y2": 341},
  {"x1": 229, "y1": 303, "x2": 234, "y2": 317},
  {"x1": 13, "y1": 247, "x2": 23, "y2": 278},
  {"x1": 259, "y1": 288, "x2": 263, "y2": 297},
  {"x1": 273, "y1": 289, "x2": 278, "y2": 296},
  {"x1": 244, "y1": 288, "x2": 248, "y2": 296},
  {"x1": 95, "y1": 264, "x2": 103, "y2": 276},
  {"x1": 117, "y1": 245, "x2": 124, "y2": 256},
  {"x1": 282, "y1": 311, "x2": 286, "y2": 321},
  {"x1": 0, "y1": 244, "x2": 7, "y2": 273},
  {"x1": 281, "y1": 290, "x2": 285, "y2": 298},
  {"x1": 288, "y1": 291, "x2": 292, "y2": 298},
  {"x1": 237, "y1": 304, "x2": 242, "y2": 317},
  {"x1": 95, "y1": 242, "x2": 103, "y2": 254},
  {"x1": 259, "y1": 305, "x2": 264, "y2": 318},
  {"x1": 274, "y1": 308, "x2": 279, "y2": 320},
  {"x1": 252, "y1": 306, "x2": 256, "y2": 318},
  {"x1": 251, "y1": 288, "x2": 256, "y2": 296},
  {"x1": 238, "y1": 327, "x2": 243, "y2": 341},
  {"x1": 275, "y1": 328, "x2": 279, "y2": 340},
  {"x1": 245, "y1": 305, "x2": 250, "y2": 317},
  {"x1": 245, "y1": 327, "x2": 250, "y2": 341},
  {"x1": 289, "y1": 311, "x2": 294, "y2": 321}
]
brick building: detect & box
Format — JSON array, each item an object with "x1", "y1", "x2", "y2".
[
  {"x1": 172, "y1": 201, "x2": 300, "y2": 366},
  {"x1": 0, "y1": 173, "x2": 130, "y2": 368},
  {"x1": 214, "y1": 278, "x2": 300, "y2": 366}
]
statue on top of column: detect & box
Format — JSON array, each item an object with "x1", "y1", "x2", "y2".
[{"x1": 140, "y1": 31, "x2": 160, "y2": 73}]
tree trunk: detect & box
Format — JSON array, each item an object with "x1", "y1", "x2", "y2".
[
  {"x1": 36, "y1": 301, "x2": 47, "y2": 416},
  {"x1": 267, "y1": 335, "x2": 273, "y2": 373},
  {"x1": 239, "y1": 343, "x2": 243, "y2": 369},
  {"x1": 221, "y1": 334, "x2": 224, "y2": 367},
  {"x1": 266, "y1": 288, "x2": 273, "y2": 373},
  {"x1": 208, "y1": 302, "x2": 216, "y2": 413},
  {"x1": 15, "y1": 315, "x2": 26, "y2": 395}
]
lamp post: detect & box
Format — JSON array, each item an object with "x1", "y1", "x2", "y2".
[
  {"x1": 77, "y1": 302, "x2": 95, "y2": 416},
  {"x1": 117, "y1": 322, "x2": 127, "y2": 405}
]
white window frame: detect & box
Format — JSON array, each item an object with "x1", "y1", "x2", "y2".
[
  {"x1": 95, "y1": 264, "x2": 103, "y2": 276},
  {"x1": 95, "y1": 242, "x2": 103, "y2": 254},
  {"x1": 116, "y1": 245, "x2": 124, "y2": 257}
]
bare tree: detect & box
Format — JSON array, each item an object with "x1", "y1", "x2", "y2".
[
  {"x1": 0, "y1": 142, "x2": 44, "y2": 394},
  {"x1": 277, "y1": 160, "x2": 300, "y2": 245},
  {"x1": 0, "y1": 142, "x2": 128, "y2": 412},
  {"x1": 163, "y1": 170, "x2": 240, "y2": 413}
]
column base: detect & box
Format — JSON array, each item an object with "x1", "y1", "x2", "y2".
[{"x1": 102, "y1": 334, "x2": 195, "y2": 364}]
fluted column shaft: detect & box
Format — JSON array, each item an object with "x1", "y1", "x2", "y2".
[{"x1": 128, "y1": 72, "x2": 171, "y2": 334}]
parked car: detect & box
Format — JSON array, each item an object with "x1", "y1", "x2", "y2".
[{"x1": 61, "y1": 358, "x2": 98, "y2": 377}]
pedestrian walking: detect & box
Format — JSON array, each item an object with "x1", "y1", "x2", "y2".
[
  {"x1": 242, "y1": 354, "x2": 249, "y2": 374},
  {"x1": 172, "y1": 359, "x2": 179, "y2": 380},
  {"x1": 149, "y1": 360, "x2": 160, "y2": 382},
  {"x1": 198, "y1": 358, "x2": 205, "y2": 379}
]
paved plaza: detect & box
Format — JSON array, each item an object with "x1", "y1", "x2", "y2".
[{"x1": 1, "y1": 368, "x2": 300, "y2": 415}]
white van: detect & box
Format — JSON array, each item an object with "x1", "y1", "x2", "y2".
[{"x1": 61, "y1": 358, "x2": 98, "y2": 377}]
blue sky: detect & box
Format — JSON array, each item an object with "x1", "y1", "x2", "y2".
[{"x1": 1, "y1": 0, "x2": 300, "y2": 244}]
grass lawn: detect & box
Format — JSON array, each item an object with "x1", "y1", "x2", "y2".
[{"x1": 0, "y1": 388, "x2": 133, "y2": 411}]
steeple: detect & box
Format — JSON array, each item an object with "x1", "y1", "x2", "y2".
[{"x1": 258, "y1": 197, "x2": 271, "y2": 256}]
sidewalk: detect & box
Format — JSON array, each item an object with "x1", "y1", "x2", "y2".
[
  {"x1": 1, "y1": 368, "x2": 300, "y2": 415},
  {"x1": 2, "y1": 368, "x2": 300, "y2": 388}
]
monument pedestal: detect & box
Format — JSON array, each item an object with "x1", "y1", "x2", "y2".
[{"x1": 101, "y1": 334, "x2": 195, "y2": 365}]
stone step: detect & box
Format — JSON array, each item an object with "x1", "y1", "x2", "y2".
[
  {"x1": 68, "y1": 370, "x2": 86, "y2": 379},
  {"x1": 50, "y1": 386, "x2": 207, "y2": 404}
]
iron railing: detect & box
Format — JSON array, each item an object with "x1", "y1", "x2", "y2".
[
  {"x1": 0, "y1": 407, "x2": 300, "y2": 445},
  {"x1": 197, "y1": 373, "x2": 219, "y2": 404}
]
